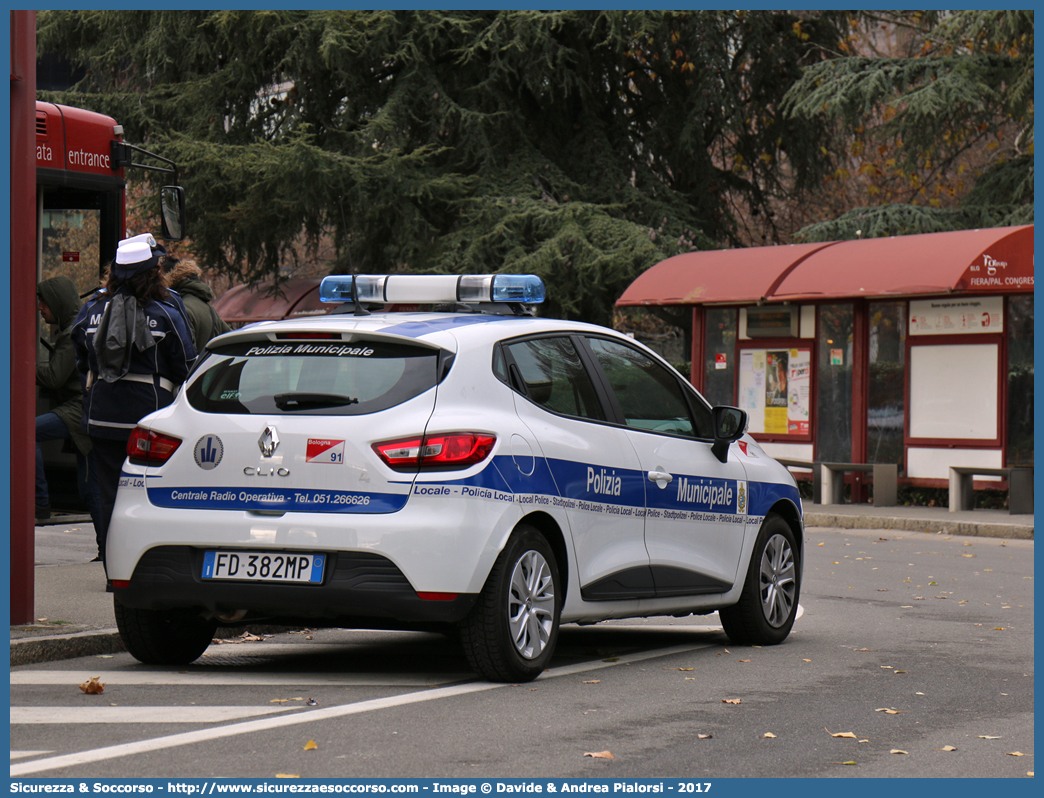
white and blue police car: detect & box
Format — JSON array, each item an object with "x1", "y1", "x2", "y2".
[{"x1": 107, "y1": 273, "x2": 803, "y2": 682}]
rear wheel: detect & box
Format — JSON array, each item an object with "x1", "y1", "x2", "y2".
[
  {"x1": 459, "y1": 525, "x2": 561, "y2": 682},
  {"x1": 719, "y1": 513, "x2": 799, "y2": 645},
  {"x1": 114, "y1": 599, "x2": 218, "y2": 665}
]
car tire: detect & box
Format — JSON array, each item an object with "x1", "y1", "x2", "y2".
[
  {"x1": 114, "y1": 599, "x2": 218, "y2": 665},
  {"x1": 458, "y1": 525, "x2": 561, "y2": 682},
  {"x1": 718, "y1": 513, "x2": 800, "y2": 646}
]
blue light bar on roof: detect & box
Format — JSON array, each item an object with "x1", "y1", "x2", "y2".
[{"x1": 319, "y1": 274, "x2": 545, "y2": 305}]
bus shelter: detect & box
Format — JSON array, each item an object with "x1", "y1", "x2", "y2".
[{"x1": 617, "y1": 225, "x2": 1034, "y2": 491}]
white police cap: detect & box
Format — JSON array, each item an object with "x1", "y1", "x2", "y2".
[
  {"x1": 119, "y1": 233, "x2": 157, "y2": 250},
  {"x1": 112, "y1": 241, "x2": 159, "y2": 278}
]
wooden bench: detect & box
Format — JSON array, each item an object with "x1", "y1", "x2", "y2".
[
  {"x1": 820, "y1": 462, "x2": 898, "y2": 506},
  {"x1": 948, "y1": 467, "x2": 1033, "y2": 515}
]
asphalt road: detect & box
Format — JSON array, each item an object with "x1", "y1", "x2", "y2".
[{"x1": 10, "y1": 527, "x2": 1034, "y2": 780}]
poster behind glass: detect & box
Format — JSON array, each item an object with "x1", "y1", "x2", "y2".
[{"x1": 738, "y1": 348, "x2": 811, "y2": 436}]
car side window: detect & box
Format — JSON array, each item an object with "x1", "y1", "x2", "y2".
[
  {"x1": 586, "y1": 337, "x2": 711, "y2": 438},
  {"x1": 503, "y1": 337, "x2": 606, "y2": 421}
]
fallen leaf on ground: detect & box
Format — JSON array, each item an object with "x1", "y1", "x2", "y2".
[
  {"x1": 939, "y1": 745, "x2": 957, "y2": 752},
  {"x1": 890, "y1": 750, "x2": 908, "y2": 755},
  {"x1": 875, "y1": 708, "x2": 900, "y2": 714},
  {"x1": 303, "y1": 740, "x2": 318, "y2": 751},
  {"x1": 722, "y1": 699, "x2": 742, "y2": 705},
  {"x1": 978, "y1": 736, "x2": 1001, "y2": 740},
  {"x1": 79, "y1": 677, "x2": 104, "y2": 695},
  {"x1": 1006, "y1": 752, "x2": 1025, "y2": 757},
  {"x1": 271, "y1": 699, "x2": 290, "y2": 703},
  {"x1": 842, "y1": 761, "x2": 857, "y2": 766},
  {"x1": 738, "y1": 659, "x2": 751, "y2": 663},
  {"x1": 698, "y1": 734, "x2": 712, "y2": 740},
  {"x1": 584, "y1": 751, "x2": 614, "y2": 759},
  {"x1": 582, "y1": 680, "x2": 601, "y2": 684},
  {"x1": 827, "y1": 729, "x2": 857, "y2": 739},
  {"x1": 763, "y1": 733, "x2": 776, "y2": 738}
]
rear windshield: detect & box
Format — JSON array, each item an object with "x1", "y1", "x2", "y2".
[{"x1": 187, "y1": 339, "x2": 442, "y2": 415}]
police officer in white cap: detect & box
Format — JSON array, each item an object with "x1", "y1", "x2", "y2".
[{"x1": 71, "y1": 235, "x2": 197, "y2": 570}]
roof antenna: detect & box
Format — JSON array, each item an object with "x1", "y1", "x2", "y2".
[
  {"x1": 336, "y1": 198, "x2": 368, "y2": 316},
  {"x1": 338, "y1": 197, "x2": 355, "y2": 276}
]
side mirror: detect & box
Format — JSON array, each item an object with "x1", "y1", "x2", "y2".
[
  {"x1": 711, "y1": 406, "x2": 748, "y2": 463},
  {"x1": 160, "y1": 186, "x2": 187, "y2": 240}
]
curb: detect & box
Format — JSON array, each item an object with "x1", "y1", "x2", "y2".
[
  {"x1": 11, "y1": 629, "x2": 124, "y2": 667},
  {"x1": 804, "y1": 512, "x2": 1033, "y2": 540},
  {"x1": 10, "y1": 624, "x2": 300, "y2": 667}
]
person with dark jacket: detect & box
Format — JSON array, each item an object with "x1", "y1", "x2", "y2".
[
  {"x1": 162, "y1": 256, "x2": 231, "y2": 353},
  {"x1": 72, "y1": 238, "x2": 197, "y2": 565},
  {"x1": 36, "y1": 276, "x2": 102, "y2": 541}
]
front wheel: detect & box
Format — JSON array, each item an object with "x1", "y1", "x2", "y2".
[
  {"x1": 458, "y1": 525, "x2": 561, "y2": 682},
  {"x1": 719, "y1": 513, "x2": 800, "y2": 645},
  {"x1": 114, "y1": 599, "x2": 218, "y2": 665}
]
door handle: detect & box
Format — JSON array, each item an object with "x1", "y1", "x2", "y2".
[{"x1": 647, "y1": 469, "x2": 673, "y2": 488}]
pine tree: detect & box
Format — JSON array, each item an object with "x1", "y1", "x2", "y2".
[
  {"x1": 784, "y1": 10, "x2": 1033, "y2": 241},
  {"x1": 37, "y1": 10, "x2": 850, "y2": 325}
]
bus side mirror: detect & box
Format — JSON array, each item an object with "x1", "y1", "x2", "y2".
[
  {"x1": 160, "y1": 186, "x2": 187, "y2": 240},
  {"x1": 711, "y1": 406, "x2": 748, "y2": 463}
]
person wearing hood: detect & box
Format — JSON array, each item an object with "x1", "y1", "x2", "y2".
[
  {"x1": 72, "y1": 237, "x2": 197, "y2": 566},
  {"x1": 36, "y1": 276, "x2": 101, "y2": 542},
  {"x1": 162, "y1": 255, "x2": 231, "y2": 352}
]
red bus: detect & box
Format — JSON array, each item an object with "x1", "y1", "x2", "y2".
[
  {"x1": 35, "y1": 100, "x2": 186, "y2": 506},
  {"x1": 35, "y1": 100, "x2": 185, "y2": 294}
]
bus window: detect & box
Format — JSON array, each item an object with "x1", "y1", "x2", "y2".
[{"x1": 41, "y1": 206, "x2": 103, "y2": 296}]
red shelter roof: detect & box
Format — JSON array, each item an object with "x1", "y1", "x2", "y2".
[{"x1": 617, "y1": 225, "x2": 1033, "y2": 307}]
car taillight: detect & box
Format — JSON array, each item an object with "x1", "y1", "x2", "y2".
[
  {"x1": 373, "y1": 432, "x2": 496, "y2": 470},
  {"x1": 127, "y1": 427, "x2": 182, "y2": 466}
]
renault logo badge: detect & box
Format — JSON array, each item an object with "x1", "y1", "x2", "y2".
[{"x1": 258, "y1": 426, "x2": 279, "y2": 457}]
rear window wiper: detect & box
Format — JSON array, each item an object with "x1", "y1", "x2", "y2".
[{"x1": 274, "y1": 392, "x2": 359, "y2": 410}]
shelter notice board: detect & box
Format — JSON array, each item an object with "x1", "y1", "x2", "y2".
[{"x1": 739, "y1": 348, "x2": 811, "y2": 436}]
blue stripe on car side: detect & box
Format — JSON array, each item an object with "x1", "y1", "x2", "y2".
[
  {"x1": 747, "y1": 479, "x2": 802, "y2": 517},
  {"x1": 139, "y1": 456, "x2": 799, "y2": 517}
]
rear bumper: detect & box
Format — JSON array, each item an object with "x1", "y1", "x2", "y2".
[{"x1": 114, "y1": 545, "x2": 478, "y2": 625}]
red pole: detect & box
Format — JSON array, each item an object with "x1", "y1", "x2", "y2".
[{"x1": 10, "y1": 10, "x2": 37, "y2": 624}]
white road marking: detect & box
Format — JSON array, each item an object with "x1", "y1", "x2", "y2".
[
  {"x1": 11, "y1": 706, "x2": 297, "y2": 724},
  {"x1": 10, "y1": 641, "x2": 715, "y2": 776},
  {"x1": 10, "y1": 752, "x2": 53, "y2": 761}
]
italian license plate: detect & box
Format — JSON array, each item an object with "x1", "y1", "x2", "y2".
[{"x1": 202, "y1": 551, "x2": 325, "y2": 583}]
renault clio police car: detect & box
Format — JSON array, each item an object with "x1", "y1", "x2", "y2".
[{"x1": 107, "y1": 273, "x2": 803, "y2": 682}]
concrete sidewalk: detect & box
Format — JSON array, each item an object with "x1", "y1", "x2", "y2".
[{"x1": 10, "y1": 504, "x2": 1033, "y2": 666}]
